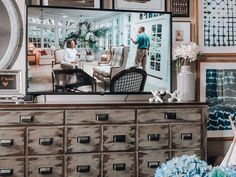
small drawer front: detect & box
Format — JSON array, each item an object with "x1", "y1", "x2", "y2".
[
  {"x1": 103, "y1": 125, "x2": 135, "y2": 151},
  {"x1": 28, "y1": 127, "x2": 63, "y2": 155},
  {"x1": 67, "y1": 154, "x2": 100, "y2": 177},
  {"x1": 171, "y1": 124, "x2": 201, "y2": 149},
  {"x1": 0, "y1": 128, "x2": 24, "y2": 156},
  {"x1": 66, "y1": 109, "x2": 135, "y2": 124},
  {"x1": 138, "y1": 124, "x2": 169, "y2": 150},
  {"x1": 28, "y1": 156, "x2": 63, "y2": 177},
  {"x1": 0, "y1": 157, "x2": 24, "y2": 177},
  {"x1": 137, "y1": 109, "x2": 201, "y2": 123},
  {"x1": 0, "y1": 111, "x2": 63, "y2": 125},
  {"x1": 67, "y1": 126, "x2": 101, "y2": 153},
  {"x1": 103, "y1": 153, "x2": 135, "y2": 177},
  {"x1": 171, "y1": 150, "x2": 201, "y2": 159},
  {"x1": 138, "y1": 151, "x2": 169, "y2": 177}
]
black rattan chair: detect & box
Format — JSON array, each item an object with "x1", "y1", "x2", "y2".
[{"x1": 110, "y1": 67, "x2": 147, "y2": 93}]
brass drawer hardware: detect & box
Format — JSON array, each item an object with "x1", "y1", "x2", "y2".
[
  {"x1": 77, "y1": 136, "x2": 90, "y2": 144},
  {"x1": 0, "y1": 169, "x2": 13, "y2": 176},
  {"x1": 39, "y1": 138, "x2": 53, "y2": 145},
  {"x1": 148, "y1": 134, "x2": 160, "y2": 141},
  {"x1": 0, "y1": 139, "x2": 14, "y2": 146},
  {"x1": 38, "y1": 167, "x2": 52, "y2": 175},
  {"x1": 77, "y1": 165, "x2": 90, "y2": 173},
  {"x1": 113, "y1": 163, "x2": 126, "y2": 171}
]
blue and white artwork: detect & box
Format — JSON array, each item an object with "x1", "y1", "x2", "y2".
[{"x1": 206, "y1": 69, "x2": 236, "y2": 130}]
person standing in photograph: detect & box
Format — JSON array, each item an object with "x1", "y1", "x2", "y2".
[{"x1": 131, "y1": 26, "x2": 150, "y2": 71}]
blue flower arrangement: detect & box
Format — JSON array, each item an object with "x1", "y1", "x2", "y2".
[
  {"x1": 154, "y1": 155, "x2": 212, "y2": 177},
  {"x1": 155, "y1": 155, "x2": 236, "y2": 177}
]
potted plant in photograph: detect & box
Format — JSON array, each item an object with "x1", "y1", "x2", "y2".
[
  {"x1": 64, "y1": 21, "x2": 110, "y2": 62},
  {"x1": 172, "y1": 42, "x2": 200, "y2": 101}
]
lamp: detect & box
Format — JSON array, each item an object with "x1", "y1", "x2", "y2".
[{"x1": 28, "y1": 42, "x2": 35, "y2": 53}]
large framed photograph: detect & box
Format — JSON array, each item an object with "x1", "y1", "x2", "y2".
[
  {"x1": 198, "y1": 0, "x2": 236, "y2": 54},
  {"x1": 197, "y1": 58, "x2": 236, "y2": 138},
  {"x1": 113, "y1": 0, "x2": 166, "y2": 11},
  {"x1": 172, "y1": 21, "x2": 191, "y2": 46},
  {"x1": 30, "y1": 0, "x2": 101, "y2": 8},
  {"x1": 0, "y1": 70, "x2": 22, "y2": 96},
  {"x1": 171, "y1": 0, "x2": 189, "y2": 17}
]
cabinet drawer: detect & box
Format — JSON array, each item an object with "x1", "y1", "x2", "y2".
[
  {"x1": 28, "y1": 127, "x2": 63, "y2": 155},
  {"x1": 67, "y1": 154, "x2": 100, "y2": 177},
  {"x1": 171, "y1": 150, "x2": 201, "y2": 159},
  {"x1": 28, "y1": 156, "x2": 63, "y2": 177},
  {"x1": 103, "y1": 153, "x2": 135, "y2": 177},
  {"x1": 67, "y1": 126, "x2": 101, "y2": 153},
  {"x1": 138, "y1": 151, "x2": 169, "y2": 177},
  {"x1": 66, "y1": 109, "x2": 135, "y2": 124},
  {"x1": 0, "y1": 128, "x2": 24, "y2": 156},
  {"x1": 0, "y1": 157, "x2": 24, "y2": 177},
  {"x1": 0, "y1": 111, "x2": 63, "y2": 125},
  {"x1": 103, "y1": 125, "x2": 135, "y2": 151},
  {"x1": 138, "y1": 124, "x2": 169, "y2": 150},
  {"x1": 171, "y1": 124, "x2": 201, "y2": 149},
  {"x1": 137, "y1": 108, "x2": 201, "y2": 123}
]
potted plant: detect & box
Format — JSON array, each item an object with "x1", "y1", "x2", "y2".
[{"x1": 63, "y1": 21, "x2": 110, "y2": 62}]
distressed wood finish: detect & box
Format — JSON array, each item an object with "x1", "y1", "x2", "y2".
[
  {"x1": 103, "y1": 153, "x2": 135, "y2": 177},
  {"x1": 137, "y1": 108, "x2": 202, "y2": 123},
  {"x1": 103, "y1": 125, "x2": 135, "y2": 151},
  {"x1": 0, "y1": 157, "x2": 24, "y2": 177},
  {"x1": 28, "y1": 156, "x2": 63, "y2": 177},
  {"x1": 138, "y1": 124, "x2": 169, "y2": 150},
  {"x1": 171, "y1": 124, "x2": 201, "y2": 149},
  {"x1": 138, "y1": 151, "x2": 169, "y2": 177},
  {"x1": 28, "y1": 127, "x2": 63, "y2": 155},
  {"x1": 0, "y1": 111, "x2": 63, "y2": 125},
  {"x1": 66, "y1": 109, "x2": 135, "y2": 124},
  {"x1": 67, "y1": 125, "x2": 101, "y2": 153},
  {"x1": 66, "y1": 154, "x2": 100, "y2": 177},
  {"x1": 0, "y1": 128, "x2": 24, "y2": 156},
  {"x1": 171, "y1": 150, "x2": 201, "y2": 159}
]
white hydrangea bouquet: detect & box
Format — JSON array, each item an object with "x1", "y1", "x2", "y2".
[{"x1": 173, "y1": 42, "x2": 200, "y2": 73}]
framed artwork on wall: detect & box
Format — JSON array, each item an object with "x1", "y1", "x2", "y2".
[
  {"x1": 30, "y1": 0, "x2": 101, "y2": 8},
  {"x1": 0, "y1": 70, "x2": 22, "y2": 96},
  {"x1": 171, "y1": 0, "x2": 189, "y2": 17},
  {"x1": 197, "y1": 58, "x2": 236, "y2": 137},
  {"x1": 113, "y1": 0, "x2": 166, "y2": 11},
  {"x1": 172, "y1": 21, "x2": 191, "y2": 46},
  {"x1": 198, "y1": 0, "x2": 236, "y2": 54}
]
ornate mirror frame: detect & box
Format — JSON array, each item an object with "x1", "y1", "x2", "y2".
[{"x1": 0, "y1": 0, "x2": 23, "y2": 69}]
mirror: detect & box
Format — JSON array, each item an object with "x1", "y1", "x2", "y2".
[{"x1": 0, "y1": 0, "x2": 23, "y2": 69}]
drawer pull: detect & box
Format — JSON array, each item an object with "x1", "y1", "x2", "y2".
[
  {"x1": 0, "y1": 169, "x2": 13, "y2": 176},
  {"x1": 38, "y1": 167, "x2": 52, "y2": 175},
  {"x1": 113, "y1": 135, "x2": 126, "y2": 142},
  {"x1": 181, "y1": 133, "x2": 192, "y2": 140},
  {"x1": 39, "y1": 138, "x2": 53, "y2": 145},
  {"x1": 164, "y1": 112, "x2": 176, "y2": 120},
  {"x1": 20, "y1": 115, "x2": 33, "y2": 123},
  {"x1": 113, "y1": 163, "x2": 125, "y2": 171},
  {"x1": 96, "y1": 114, "x2": 109, "y2": 121},
  {"x1": 148, "y1": 134, "x2": 160, "y2": 141},
  {"x1": 77, "y1": 165, "x2": 90, "y2": 173},
  {"x1": 77, "y1": 136, "x2": 90, "y2": 144},
  {"x1": 0, "y1": 139, "x2": 14, "y2": 146},
  {"x1": 148, "y1": 161, "x2": 160, "y2": 168}
]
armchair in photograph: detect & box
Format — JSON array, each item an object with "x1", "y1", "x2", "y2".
[
  {"x1": 93, "y1": 46, "x2": 129, "y2": 90},
  {"x1": 110, "y1": 67, "x2": 147, "y2": 93}
]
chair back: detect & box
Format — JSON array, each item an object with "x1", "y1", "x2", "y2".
[
  {"x1": 110, "y1": 67, "x2": 147, "y2": 93},
  {"x1": 54, "y1": 49, "x2": 65, "y2": 64},
  {"x1": 110, "y1": 46, "x2": 124, "y2": 67}
]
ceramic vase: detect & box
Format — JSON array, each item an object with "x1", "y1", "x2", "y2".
[{"x1": 177, "y1": 65, "x2": 195, "y2": 101}]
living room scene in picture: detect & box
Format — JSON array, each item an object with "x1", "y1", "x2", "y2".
[{"x1": 27, "y1": 7, "x2": 171, "y2": 93}]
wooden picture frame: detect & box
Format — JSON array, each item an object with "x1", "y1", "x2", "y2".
[
  {"x1": 171, "y1": 0, "x2": 189, "y2": 17},
  {"x1": 113, "y1": 0, "x2": 166, "y2": 11},
  {"x1": 197, "y1": 58, "x2": 236, "y2": 138},
  {"x1": 172, "y1": 21, "x2": 191, "y2": 46},
  {"x1": 198, "y1": 0, "x2": 236, "y2": 54},
  {"x1": 0, "y1": 70, "x2": 22, "y2": 96}
]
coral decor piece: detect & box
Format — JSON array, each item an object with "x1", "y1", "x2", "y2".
[{"x1": 149, "y1": 90, "x2": 181, "y2": 103}]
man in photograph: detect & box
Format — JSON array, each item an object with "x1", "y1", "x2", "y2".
[{"x1": 131, "y1": 26, "x2": 150, "y2": 71}]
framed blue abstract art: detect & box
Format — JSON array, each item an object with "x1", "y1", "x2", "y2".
[{"x1": 198, "y1": 59, "x2": 236, "y2": 137}]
